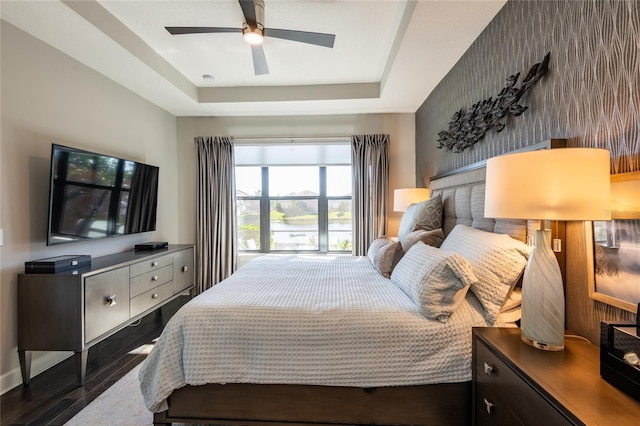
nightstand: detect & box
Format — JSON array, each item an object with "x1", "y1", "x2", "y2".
[{"x1": 472, "y1": 327, "x2": 640, "y2": 425}]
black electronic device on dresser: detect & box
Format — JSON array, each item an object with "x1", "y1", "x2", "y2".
[
  {"x1": 135, "y1": 241, "x2": 168, "y2": 250},
  {"x1": 25, "y1": 254, "x2": 91, "y2": 274},
  {"x1": 17, "y1": 245, "x2": 195, "y2": 386}
]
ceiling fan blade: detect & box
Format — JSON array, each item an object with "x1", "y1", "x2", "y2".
[
  {"x1": 251, "y1": 44, "x2": 269, "y2": 75},
  {"x1": 264, "y1": 28, "x2": 335, "y2": 48},
  {"x1": 238, "y1": 0, "x2": 258, "y2": 26},
  {"x1": 166, "y1": 26, "x2": 240, "y2": 35}
]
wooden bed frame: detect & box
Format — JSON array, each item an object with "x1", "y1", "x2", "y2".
[{"x1": 153, "y1": 163, "x2": 532, "y2": 426}]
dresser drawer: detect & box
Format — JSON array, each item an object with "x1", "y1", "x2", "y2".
[
  {"x1": 476, "y1": 341, "x2": 570, "y2": 425},
  {"x1": 173, "y1": 248, "x2": 194, "y2": 294},
  {"x1": 84, "y1": 267, "x2": 130, "y2": 344},
  {"x1": 130, "y1": 281, "x2": 173, "y2": 318},
  {"x1": 130, "y1": 265, "x2": 173, "y2": 298},
  {"x1": 129, "y1": 254, "x2": 173, "y2": 278}
]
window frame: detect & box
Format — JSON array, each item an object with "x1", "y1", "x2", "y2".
[{"x1": 236, "y1": 165, "x2": 352, "y2": 253}]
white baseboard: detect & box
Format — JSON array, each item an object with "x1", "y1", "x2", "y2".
[{"x1": 0, "y1": 351, "x2": 73, "y2": 395}]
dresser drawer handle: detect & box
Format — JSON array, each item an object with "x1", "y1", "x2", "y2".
[
  {"x1": 105, "y1": 295, "x2": 117, "y2": 306},
  {"x1": 152, "y1": 293, "x2": 159, "y2": 299},
  {"x1": 151, "y1": 275, "x2": 159, "y2": 281},
  {"x1": 484, "y1": 398, "x2": 495, "y2": 414},
  {"x1": 182, "y1": 266, "x2": 188, "y2": 273},
  {"x1": 151, "y1": 261, "x2": 158, "y2": 267},
  {"x1": 483, "y1": 362, "x2": 493, "y2": 376}
]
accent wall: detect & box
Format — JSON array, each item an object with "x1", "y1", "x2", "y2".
[{"x1": 415, "y1": 0, "x2": 639, "y2": 343}]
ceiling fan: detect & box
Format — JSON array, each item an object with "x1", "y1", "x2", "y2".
[{"x1": 165, "y1": 0, "x2": 336, "y2": 75}]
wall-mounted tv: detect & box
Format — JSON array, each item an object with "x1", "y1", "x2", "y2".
[{"x1": 47, "y1": 144, "x2": 159, "y2": 246}]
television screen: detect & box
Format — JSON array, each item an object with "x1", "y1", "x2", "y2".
[{"x1": 47, "y1": 144, "x2": 158, "y2": 245}]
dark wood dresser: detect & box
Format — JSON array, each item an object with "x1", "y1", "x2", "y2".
[
  {"x1": 18, "y1": 244, "x2": 194, "y2": 386},
  {"x1": 472, "y1": 327, "x2": 640, "y2": 425}
]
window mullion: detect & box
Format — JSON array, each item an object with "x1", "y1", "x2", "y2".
[
  {"x1": 319, "y1": 167, "x2": 328, "y2": 253},
  {"x1": 260, "y1": 167, "x2": 270, "y2": 253}
]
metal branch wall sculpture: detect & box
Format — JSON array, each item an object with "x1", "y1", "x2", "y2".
[{"x1": 437, "y1": 52, "x2": 550, "y2": 152}]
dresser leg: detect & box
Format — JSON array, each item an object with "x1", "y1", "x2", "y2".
[
  {"x1": 18, "y1": 350, "x2": 31, "y2": 386},
  {"x1": 75, "y1": 350, "x2": 87, "y2": 385}
]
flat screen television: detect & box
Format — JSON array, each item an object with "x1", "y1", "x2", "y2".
[{"x1": 47, "y1": 144, "x2": 159, "y2": 246}]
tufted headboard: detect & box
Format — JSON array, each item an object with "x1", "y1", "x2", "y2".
[{"x1": 429, "y1": 166, "x2": 528, "y2": 243}]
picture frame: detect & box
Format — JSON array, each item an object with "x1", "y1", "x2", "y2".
[
  {"x1": 587, "y1": 171, "x2": 640, "y2": 313},
  {"x1": 587, "y1": 220, "x2": 640, "y2": 312}
]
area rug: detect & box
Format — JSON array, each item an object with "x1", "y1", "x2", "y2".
[{"x1": 65, "y1": 364, "x2": 154, "y2": 426}]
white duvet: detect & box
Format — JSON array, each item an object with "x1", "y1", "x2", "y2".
[{"x1": 139, "y1": 254, "x2": 492, "y2": 412}]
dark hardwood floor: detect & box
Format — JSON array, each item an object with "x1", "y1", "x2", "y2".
[{"x1": 1, "y1": 296, "x2": 188, "y2": 426}]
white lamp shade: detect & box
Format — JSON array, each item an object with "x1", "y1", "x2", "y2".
[
  {"x1": 394, "y1": 188, "x2": 430, "y2": 212},
  {"x1": 484, "y1": 148, "x2": 611, "y2": 221}
]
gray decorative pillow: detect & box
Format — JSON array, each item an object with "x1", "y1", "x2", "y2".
[
  {"x1": 368, "y1": 239, "x2": 403, "y2": 278},
  {"x1": 397, "y1": 194, "x2": 443, "y2": 241},
  {"x1": 367, "y1": 238, "x2": 391, "y2": 263},
  {"x1": 390, "y1": 242, "x2": 477, "y2": 322},
  {"x1": 440, "y1": 225, "x2": 532, "y2": 325},
  {"x1": 400, "y1": 228, "x2": 445, "y2": 253}
]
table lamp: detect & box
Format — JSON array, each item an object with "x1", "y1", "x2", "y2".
[
  {"x1": 394, "y1": 188, "x2": 430, "y2": 212},
  {"x1": 484, "y1": 148, "x2": 611, "y2": 351}
]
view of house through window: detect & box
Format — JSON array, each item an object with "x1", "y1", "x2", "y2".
[{"x1": 236, "y1": 165, "x2": 352, "y2": 252}]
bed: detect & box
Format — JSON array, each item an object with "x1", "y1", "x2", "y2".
[{"x1": 140, "y1": 165, "x2": 531, "y2": 426}]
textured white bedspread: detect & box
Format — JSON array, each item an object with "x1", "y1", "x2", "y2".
[{"x1": 139, "y1": 255, "x2": 491, "y2": 412}]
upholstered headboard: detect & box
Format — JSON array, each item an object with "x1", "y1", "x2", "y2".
[{"x1": 429, "y1": 166, "x2": 528, "y2": 243}]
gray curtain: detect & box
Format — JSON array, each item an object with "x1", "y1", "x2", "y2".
[
  {"x1": 195, "y1": 136, "x2": 237, "y2": 294},
  {"x1": 351, "y1": 134, "x2": 389, "y2": 256}
]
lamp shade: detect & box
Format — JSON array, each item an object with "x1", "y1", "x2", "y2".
[
  {"x1": 394, "y1": 188, "x2": 430, "y2": 212},
  {"x1": 484, "y1": 148, "x2": 611, "y2": 221}
]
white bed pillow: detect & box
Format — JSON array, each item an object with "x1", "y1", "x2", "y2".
[
  {"x1": 397, "y1": 194, "x2": 442, "y2": 241},
  {"x1": 440, "y1": 224, "x2": 531, "y2": 325},
  {"x1": 367, "y1": 238, "x2": 403, "y2": 278},
  {"x1": 390, "y1": 242, "x2": 478, "y2": 323},
  {"x1": 501, "y1": 287, "x2": 522, "y2": 312}
]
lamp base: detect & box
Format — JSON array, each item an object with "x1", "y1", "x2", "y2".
[
  {"x1": 521, "y1": 334, "x2": 564, "y2": 351},
  {"x1": 520, "y1": 229, "x2": 565, "y2": 351}
]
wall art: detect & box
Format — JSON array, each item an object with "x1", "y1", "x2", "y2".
[{"x1": 437, "y1": 52, "x2": 550, "y2": 153}]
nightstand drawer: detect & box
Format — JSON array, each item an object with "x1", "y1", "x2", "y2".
[
  {"x1": 475, "y1": 378, "x2": 523, "y2": 425},
  {"x1": 476, "y1": 340, "x2": 570, "y2": 425}
]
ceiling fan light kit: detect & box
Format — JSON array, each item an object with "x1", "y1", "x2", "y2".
[
  {"x1": 242, "y1": 24, "x2": 264, "y2": 45},
  {"x1": 165, "y1": 0, "x2": 336, "y2": 75}
]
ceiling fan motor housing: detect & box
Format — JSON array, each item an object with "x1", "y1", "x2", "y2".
[{"x1": 242, "y1": 0, "x2": 265, "y2": 39}]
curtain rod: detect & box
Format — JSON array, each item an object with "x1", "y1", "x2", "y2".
[{"x1": 233, "y1": 136, "x2": 350, "y2": 145}]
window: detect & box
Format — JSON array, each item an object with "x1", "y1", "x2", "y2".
[{"x1": 235, "y1": 141, "x2": 352, "y2": 253}]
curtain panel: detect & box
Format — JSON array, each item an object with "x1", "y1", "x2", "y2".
[
  {"x1": 195, "y1": 136, "x2": 237, "y2": 294},
  {"x1": 351, "y1": 134, "x2": 389, "y2": 256}
]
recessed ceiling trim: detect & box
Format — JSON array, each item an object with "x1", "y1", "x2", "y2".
[
  {"x1": 62, "y1": 0, "x2": 197, "y2": 101},
  {"x1": 380, "y1": 0, "x2": 417, "y2": 94},
  {"x1": 198, "y1": 83, "x2": 380, "y2": 103}
]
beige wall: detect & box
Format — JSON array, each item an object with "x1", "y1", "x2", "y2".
[
  {"x1": 0, "y1": 22, "x2": 180, "y2": 394},
  {"x1": 176, "y1": 113, "x2": 416, "y2": 242},
  {"x1": 0, "y1": 22, "x2": 417, "y2": 396}
]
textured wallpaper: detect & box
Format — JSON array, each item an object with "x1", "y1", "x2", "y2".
[{"x1": 416, "y1": 0, "x2": 639, "y2": 183}]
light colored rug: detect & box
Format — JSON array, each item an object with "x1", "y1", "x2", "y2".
[{"x1": 65, "y1": 364, "x2": 154, "y2": 426}]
